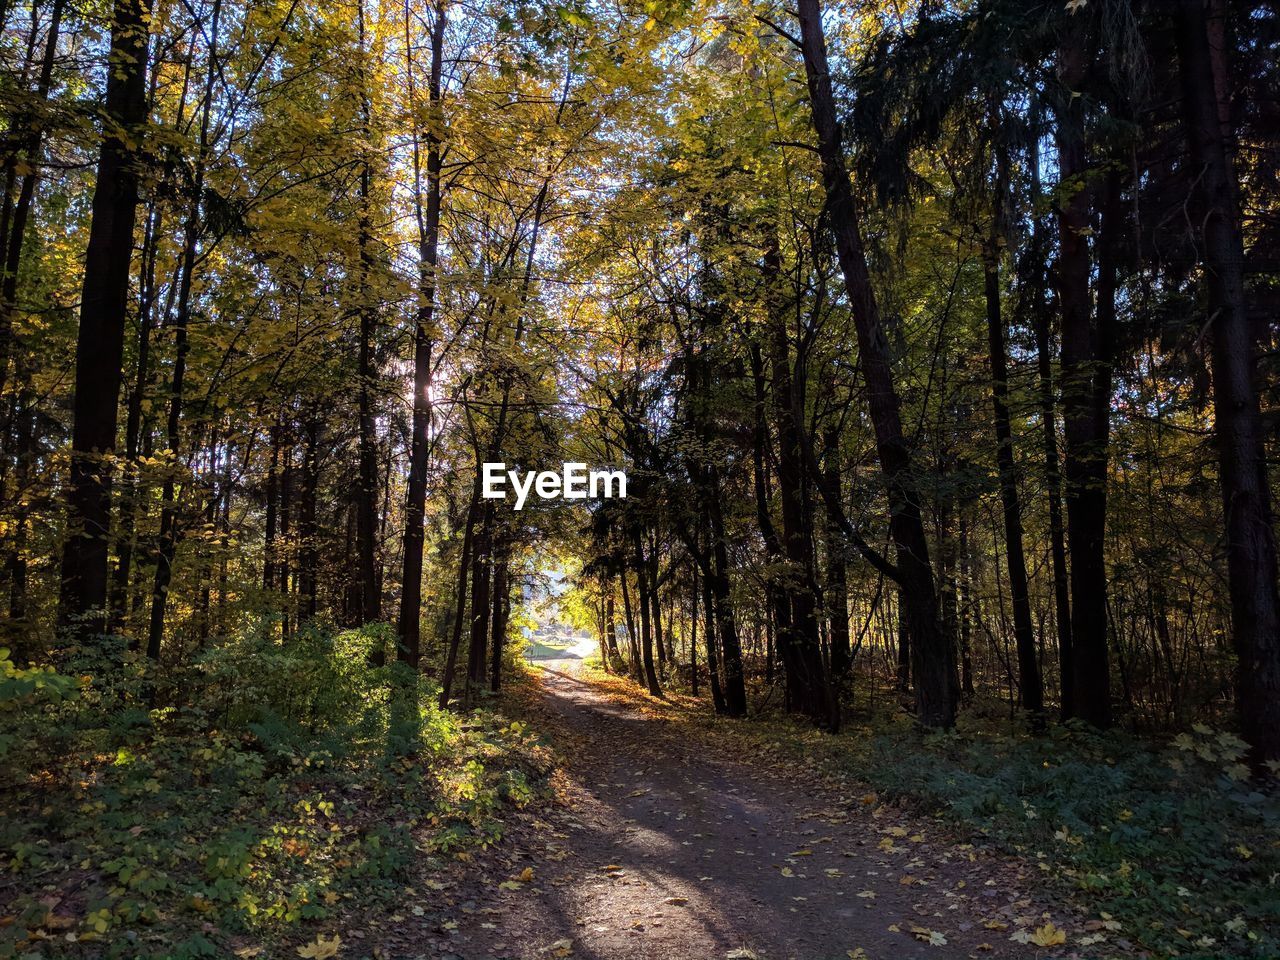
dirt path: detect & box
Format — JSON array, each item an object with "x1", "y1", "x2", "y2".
[{"x1": 396, "y1": 662, "x2": 1059, "y2": 960}]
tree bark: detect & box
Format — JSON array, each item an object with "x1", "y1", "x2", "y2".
[
  {"x1": 823, "y1": 426, "x2": 851, "y2": 679},
  {"x1": 59, "y1": 0, "x2": 154, "y2": 634},
  {"x1": 355, "y1": 0, "x2": 382, "y2": 646},
  {"x1": 489, "y1": 539, "x2": 509, "y2": 691},
  {"x1": 1054, "y1": 25, "x2": 1113, "y2": 728},
  {"x1": 633, "y1": 527, "x2": 662, "y2": 696},
  {"x1": 796, "y1": 0, "x2": 955, "y2": 727},
  {"x1": 768, "y1": 248, "x2": 833, "y2": 724},
  {"x1": 1177, "y1": 0, "x2": 1280, "y2": 768},
  {"x1": 396, "y1": 0, "x2": 446, "y2": 669},
  {"x1": 983, "y1": 242, "x2": 1043, "y2": 715}
]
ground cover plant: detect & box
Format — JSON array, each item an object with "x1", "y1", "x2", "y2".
[{"x1": 0, "y1": 630, "x2": 551, "y2": 958}]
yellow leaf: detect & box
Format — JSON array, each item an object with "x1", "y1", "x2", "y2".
[
  {"x1": 297, "y1": 934, "x2": 341, "y2": 959},
  {"x1": 519, "y1": 867, "x2": 535, "y2": 882},
  {"x1": 1030, "y1": 922, "x2": 1067, "y2": 947}
]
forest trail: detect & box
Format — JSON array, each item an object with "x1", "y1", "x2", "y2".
[{"x1": 400, "y1": 662, "x2": 1057, "y2": 960}]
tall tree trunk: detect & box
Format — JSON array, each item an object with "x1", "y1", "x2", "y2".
[
  {"x1": 355, "y1": 0, "x2": 381, "y2": 646},
  {"x1": 796, "y1": 0, "x2": 955, "y2": 727},
  {"x1": 59, "y1": 0, "x2": 154, "y2": 634},
  {"x1": 146, "y1": 0, "x2": 220, "y2": 661},
  {"x1": 750, "y1": 342, "x2": 793, "y2": 696},
  {"x1": 1025, "y1": 124, "x2": 1074, "y2": 717},
  {"x1": 958, "y1": 510, "x2": 974, "y2": 697},
  {"x1": 489, "y1": 539, "x2": 509, "y2": 692},
  {"x1": 299, "y1": 412, "x2": 320, "y2": 619},
  {"x1": 824, "y1": 426, "x2": 851, "y2": 680},
  {"x1": 983, "y1": 241, "x2": 1043, "y2": 715},
  {"x1": 706, "y1": 466, "x2": 747, "y2": 716},
  {"x1": 466, "y1": 503, "x2": 493, "y2": 695},
  {"x1": 649, "y1": 534, "x2": 666, "y2": 682},
  {"x1": 263, "y1": 420, "x2": 281, "y2": 594},
  {"x1": 688, "y1": 565, "x2": 698, "y2": 695},
  {"x1": 605, "y1": 591, "x2": 619, "y2": 661},
  {"x1": 438, "y1": 483, "x2": 478, "y2": 709},
  {"x1": 396, "y1": 0, "x2": 446, "y2": 669},
  {"x1": 1177, "y1": 0, "x2": 1280, "y2": 769},
  {"x1": 701, "y1": 541, "x2": 726, "y2": 714},
  {"x1": 110, "y1": 199, "x2": 163, "y2": 636},
  {"x1": 633, "y1": 527, "x2": 662, "y2": 696},
  {"x1": 1054, "y1": 24, "x2": 1114, "y2": 729},
  {"x1": 768, "y1": 254, "x2": 832, "y2": 724},
  {"x1": 279, "y1": 445, "x2": 294, "y2": 641}
]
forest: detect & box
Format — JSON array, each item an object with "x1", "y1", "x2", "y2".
[{"x1": 1, "y1": 0, "x2": 1279, "y2": 957}]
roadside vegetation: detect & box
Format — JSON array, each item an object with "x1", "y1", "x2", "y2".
[{"x1": 0, "y1": 629, "x2": 552, "y2": 959}]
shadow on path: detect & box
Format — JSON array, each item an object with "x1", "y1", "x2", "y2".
[{"x1": 400, "y1": 660, "x2": 1050, "y2": 960}]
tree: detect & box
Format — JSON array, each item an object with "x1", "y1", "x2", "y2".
[
  {"x1": 1175, "y1": 0, "x2": 1280, "y2": 768},
  {"x1": 58, "y1": 0, "x2": 154, "y2": 634},
  {"x1": 795, "y1": 0, "x2": 956, "y2": 728}
]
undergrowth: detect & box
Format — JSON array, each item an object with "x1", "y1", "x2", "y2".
[
  {"x1": 0, "y1": 625, "x2": 553, "y2": 959},
  {"x1": 743, "y1": 698, "x2": 1280, "y2": 960}
]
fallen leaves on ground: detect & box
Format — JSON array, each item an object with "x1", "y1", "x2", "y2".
[
  {"x1": 1031, "y1": 921, "x2": 1067, "y2": 947},
  {"x1": 296, "y1": 934, "x2": 341, "y2": 959}
]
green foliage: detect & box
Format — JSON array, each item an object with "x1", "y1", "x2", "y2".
[
  {"x1": 0, "y1": 648, "x2": 80, "y2": 758},
  {"x1": 0, "y1": 625, "x2": 552, "y2": 959}
]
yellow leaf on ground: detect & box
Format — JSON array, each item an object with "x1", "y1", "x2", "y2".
[
  {"x1": 518, "y1": 867, "x2": 535, "y2": 882},
  {"x1": 297, "y1": 934, "x2": 341, "y2": 959},
  {"x1": 1031, "y1": 922, "x2": 1067, "y2": 947}
]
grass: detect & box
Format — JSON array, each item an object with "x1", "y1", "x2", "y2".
[{"x1": 0, "y1": 626, "x2": 554, "y2": 959}]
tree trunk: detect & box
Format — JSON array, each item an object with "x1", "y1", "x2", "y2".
[
  {"x1": 1026, "y1": 125, "x2": 1073, "y2": 717},
  {"x1": 355, "y1": 0, "x2": 381, "y2": 646},
  {"x1": 823, "y1": 426, "x2": 850, "y2": 679},
  {"x1": 59, "y1": 0, "x2": 154, "y2": 634},
  {"x1": 633, "y1": 528, "x2": 662, "y2": 695},
  {"x1": 605, "y1": 591, "x2": 619, "y2": 661},
  {"x1": 396, "y1": 0, "x2": 446, "y2": 669},
  {"x1": 795, "y1": 0, "x2": 955, "y2": 728},
  {"x1": 701, "y1": 543, "x2": 726, "y2": 714},
  {"x1": 707, "y1": 466, "x2": 747, "y2": 716},
  {"x1": 688, "y1": 565, "x2": 698, "y2": 695},
  {"x1": 439, "y1": 480, "x2": 479, "y2": 709},
  {"x1": 1177, "y1": 0, "x2": 1280, "y2": 769},
  {"x1": 1054, "y1": 26, "x2": 1113, "y2": 729},
  {"x1": 983, "y1": 242, "x2": 1043, "y2": 715},
  {"x1": 466, "y1": 503, "x2": 493, "y2": 695},
  {"x1": 299, "y1": 413, "x2": 320, "y2": 619},
  {"x1": 146, "y1": 0, "x2": 220, "y2": 661},
  {"x1": 489, "y1": 540, "x2": 509, "y2": 692},
  {"x1": 767, "y1": 256, "x2": 833, "y2": 724}
]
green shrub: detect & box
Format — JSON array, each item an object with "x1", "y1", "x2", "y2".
[{"x1": 0, "y1": 622, "x2": 551, "y2": 959}]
